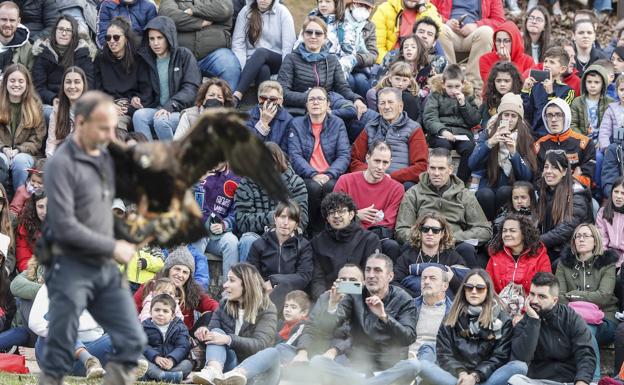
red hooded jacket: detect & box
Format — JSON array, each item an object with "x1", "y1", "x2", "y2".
[
  {"x1": 486, "y1": 242, "x2": 551, "y2": 294},
  {"x1": 430, "y1": 0, "x2": 505, "y2": 28},
  {"x1": 479, "y1": 21, "x2": 535, "y2": 83}
]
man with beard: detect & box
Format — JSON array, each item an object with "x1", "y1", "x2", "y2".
[
  {"x1": 0, "y1": 2, "x2": 32, "y2": 73},
  {"x1": 508, "y1": 272, "x2": 595, "y2": 385}
]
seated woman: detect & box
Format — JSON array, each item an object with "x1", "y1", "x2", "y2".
[
  {"x1": 418, "y1": 269, "x2": 528, "y2": 385},
  {"x1": 191, "y1": 263, "x2": 277, "y2": 385},
  {"x1": 231, "y1": 0, "x2": 296, "y2": 103},
  {"x1": 289, "y1": 87, "x2": 350, "y2": 233},
  {"x1": 479, "y1": 21, "x2": 534, "y2": 84},
  {"x1": 557, "y1": 223, "x2": 618, "y2": 381},
  {"x1": 94, "y1": 16, "x2": 142, "y2": 134},
  {"x1": 365, "y1": 61, "x2": 421, "y2": 123},
  {"x1": 0, "y1": 241, "x2": 15, "y2": 334},
  {"x1": 247, "y1": 201, "x2": 313, "y2": 311},
  {"x1": 15, "y1": 192, "x2": 47, "y2": 273},
  {"x1": 480, "y1": 62, "x2": 523, "y2": 129},
  {"x1": 46, "y1": 66, "x2": 88, "y2": 157},
  {"x1": 523, "y1": 6, "x2": 551, "y2": 64},
  {"x1": 393, "y1": 212, "x2": 466, "y2": 298},
  {"x1": 0, "y1": 64, "x2": 45, "y2": 190},
  {"x1": 486, "y1": 214, "x2": 550, "y2": 320},
  {"x1": 245, "y1": 80, "x2": 293, "y2": 154},
  {"x1": 596, "y1": 176, "x2": 624, "y2": 267},
  {"x1": 538, "y1": 150, "x2": 593, "y2": 262},
  {"x1": 468, "y1": 93, "x2": 537, "y2": 221}
]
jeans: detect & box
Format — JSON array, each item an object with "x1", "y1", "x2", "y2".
[
  {"x1": 416, "y1": 343, "x2": 436, "y2": 362},
  {"x1": 36, "y1": 334, "x2": 114, "y2": 377},
  {"x1": 192, "y1": 232, "x2": 239, "y2": 279},
  {"x1": 304, "y1": 178, "x2": 336, "y2": 234},
  {"x1": 310, "y1": 355, "x2": 421, "y2": 385},
  {"x1": 60, "y1": 7, "x2": 89, "y2": 35},
  {"x1": 429, "y1": 136, "x2": 475, "y2": 182},
  {"x1": 238, "y1": 232, "x2": 261, "y2": 262},
  {"x1": 593, "y1": 0, "x2": 612, "y2": 12},
  {"x1": 419, "y1": 360, "x2": 528, "y2": 385},
  {"x1": 204, "y1": 328, "x2": 239, "y2": 371},
  {"x1": 588, "y1": 318, "x2": 617, "y2": 379},
  {"x1": 475, "y1": 186, "x2": 513, "y2": 221},
  {"x1": 0, "y1": 152, "x2": 34, "y2": 188},
  {"x1": 508, "y1": 375, "x2": 576, "y2": 385},
  {"x1": 232, "y1": 345, "x2": 283, "y2": 385},
  {"x1": 145, "y1": 359, "x2": 193, "y2": 380},
  {"x1": 198, "y1": 48, "x2": 241, "y2": 91},
  {"x1": 40, "y1": 256, "x2": 146, "y2": 377},
  {"x1": 0, "y1": 326, "x2": 30, "y2": 351},
  {"x1": 236, "y1": 48, "x2": 282, "y2": 96},
  {"x1": 347, "y1": 72, "x2": 372, "y2": 99},
  {"x1": 132, "y1": 108, "x2": 180, "y2": 141}
]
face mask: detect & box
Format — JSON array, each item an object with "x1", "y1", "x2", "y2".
[
  {"x1": 203, "y1": 98, "x2": 223, "y2": 109},
  {"x1": 351, "y1": 7, "x2": 370, "y2": 22}
]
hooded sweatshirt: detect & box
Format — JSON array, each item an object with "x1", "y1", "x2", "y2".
[
  {"x1": 479, "y1": 21, "x2": 535, "y2": 83},
  {"x1": 534, "y1": 98, "x2": 596, "y2": 188},
  {"x1": 0, "y1": 24, "x2": 33, "y2": 72},
  {"x1": 570, "y1": 64, "x2": 614, "y2": 141}
]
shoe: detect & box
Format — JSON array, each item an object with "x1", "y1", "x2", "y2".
[
  {"x1": 526, "y1": 0, "x2": 538, "y2": 11},
  {"x1": 38, "y1": 373, "x2": 65, "y2": 385},
  {"x1": 102, "y1": 362, "x2": 138, "y2": 385},
  {"x1": 507, "y1": 0, "x2": 522, "y2": 16},
  {"x1": 160, "y1": 370, "x2": 184, "y2": 383},
  {"x1": 192, "y1": 367, "x2": 223, "y2": 385},
  {"x1": 215, "y1": 370, "x2": 247, "y2": 385},
  {"x1": 85, "y1": 356, "x2": 106, "y2": 379},
  {"x1": 136, "y1": 358, "x2": 149, "y2": 379}
]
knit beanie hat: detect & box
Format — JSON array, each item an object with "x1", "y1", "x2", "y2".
[
  {"x1": 497, "y1": 93, "x2": 524, "y2": 117},
  {"x1": 165, "y1": 246, "x2": 195, "y2": 275}
]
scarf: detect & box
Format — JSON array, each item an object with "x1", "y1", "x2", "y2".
[
  {"x1": 278, "y1": 319, "x2": 300, "y2": 341},
  {"x1": 466, "y1": 304, "x2": 503, "y2": 340},
  {"x1": 338, "y1": 9, "x2": 369, "y2": 74},
  {"x1": 297, "y1": 42, "x2": 330, "y2": 63},
  {"x1": 488, "y1": 124, "x2": 517, "y2": 177}
]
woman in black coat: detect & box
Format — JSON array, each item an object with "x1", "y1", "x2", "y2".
[
  {"x1": 418, "y1": 269, "x2": 528, "y2": 385},
  {"x1": 247, "y1": 200, "x2": 313, "y2": 311}
]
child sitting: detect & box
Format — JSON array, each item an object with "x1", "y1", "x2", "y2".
[
  {"x1": 139, "y1": 278, "x2": 184, "y2": 323},
  {"x1": 10, "y1": 159, "x2": 45, "y2": 217},
  {"x1": 142, "y1": 294, "x2": 192, "y2": 383},
  {"x1": 366, "y1": 61, "x2": 421, "y2": 122},
  {"x1": 570, "y1": 64, "x2": 614, "y2": 140}
]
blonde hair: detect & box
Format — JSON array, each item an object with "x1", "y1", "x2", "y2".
[
  {"x1": 0, "y1": 64, "x2": 44, "y2": 132},
  {"x1": 258, "y1": 80, "x2": 283, "y2": 97},
  {"x1": 375, "y1": 61, "x2": 419, "y2": 96},
  {"x1": 226, "y1": 263, "x2": 272, "y2": 324},
  {"x1": 146, "y1": 277, "x2": 186, "y2": 309},
  {"x1": 571, "y1": 223, "x2": 604, "y2": 257}
]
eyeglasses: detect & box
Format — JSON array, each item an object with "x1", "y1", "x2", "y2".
[
  {"x1": 574, "y1": 233, "x2": 594, "y2": 240},
  {"x1": 259, "y1": 95, "x2": 280, "y2": 103},
  {"x1": 495, "y1": 38, "x2": 512, "y2": 45},
  {"x1": 545, "y1": 112, "x2": 564, "y2": 120},
  {"x1": 304, "y1": 29, "x2": 324, "y2": 37},
  {"x1": 527, "y1": 15, "x2": 545, "y2": 23},
  {"x1": 328, "y1": 207, "x2": 349, "y2": 217},
  {"x1": 420, "y1": 225, "x2": 443, "y2": 234},
  {"x1": 56, "y1": 27, "x2": 72, "y2": 34},
  {"x1": 105, "y1": 34, "x2": 122, "y2": 42},
  {"x1": 464, "y1": 283, "x2": 487, "y2": 293},
  {"x1": 308, "y1": 96, "x2": 327, "y2": 103},
  {"x1": 545, "y1": 149, "x2": 566, "y2": 155}
]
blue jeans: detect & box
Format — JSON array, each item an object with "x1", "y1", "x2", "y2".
[
  {"x1": 594, "y1": 0, "x2": 612, "y2": 12},
  {"x1": 588, "y1": 318, "x2": 617, "y2": 380},
  {"x1": 310, "y1": 355, "x2": 421, "y2": 385},
  {"x1": 132, "y1": 108, "x2": 180, "y2": 141},
  {"x1": 0, "y1": 326, "x2": 30, "y2": 351},
  {"x1": 416, "y1": 343, "x2": 436, "y2": 362},
  {"x1": 347, "y1": 73, "x2": 372, "y2": 99},
  {"x1": 197, "y1": 48, "x2": 241, "y2": 91},
  {"x1": 145, "y1": 359, "x2": 193, "y2": 380},
  {"x1": 36, "y1": 334, "x2": 114, "y2": 377},
  {"x1": 419, "y1": 360, "x2": 528, "y2": 385},
  {"x1": 204, "y1": 328, "x2": 238, "y2": 371},
  {"x1": 232, "y1": 345, "x2": 283, "y2": 385},
  {"x1": 238, "y1": 232, "x2": 261, "y2": 262},
  {"x1": 0, "y1": 152, "x2": 34, "y2": 188},
  {"x1": 191, "y1": 232, "x2": 239, "y2": 279}
]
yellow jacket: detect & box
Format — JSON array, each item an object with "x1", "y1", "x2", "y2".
[
  {"x1": 371, "y1": 0, "x2": 443, "y2": 64},
  {"x1": 120, "y1": 248, "x2": 165, "y2": 284}
]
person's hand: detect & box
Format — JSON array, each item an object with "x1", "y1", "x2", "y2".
[
  {"x1": 455, "y1": 91, "x2": 465, "y2": 106},
  {"x1": 321, "y1": 348, "x2": 338, "y2": 360},
  {"x1": 365, "y1": 295, "x2": 387, "y2": 321},
  {"x1": 113, "y1": 240, "x2": 136, "y2": 264},
  {"x1": 524, "y1": 296, "x2": 539, "y2": 319},
  {"x1": 209, "y1": 222, "x2": 224, "y2": 235},
  {"x1": 441, "y1": 130, "x2": 456, "y2": 142},
  {"x1": 354, "y1": 99, "x2": 367, "y2": 120},
  {"x1": 194, "y1": 326, "x2": 210, "y2": 342},
  {"x1": 573, "y1": 166, "x2": 582, "y2": 177},
  {"x1": 457, "y1": 372, "x2": 477, "y2": 385},
  {"x1": 131, "y1": 97, "x2": 143, "y2": 109},
  {"x1": 154, "y1": 109, "x2": 170, "y2": 119},
  {"x1": 460, "y1": 23, "x2": 477, "y2": 37},
  {"x1": 201, "y1": 20, "x2": 212, "y2": 28},
  {"x1": 155, "y1": 356, "x2": 170, "y2": 369},
  {"x1": 312, "y1": 173, "x2": 330, "y2": 185},
  {"x1": 291, "y1": 350, "x2": 309, "y2": 363},
  {"x1": 328, "y1": 280, "x2": 344, "y2": 311},
  {"x1": 260, "y1": 101, "x2": 278, "y2": 126},
  {"x1": 114, "y1": 104, "x2": 126, "y2": 116},
  {"x1": 504, "y1": 135, "x2": 516, "y2": 155},
  {"x1": 446, "y1": 19, "x2": 461, "y2": 34},
  {"x1": 52, "y1": 98, "x2": 59, "y2": 108},
  {"x1": 497, "y1": 46, "x2": 511, "y2": 62},
  {"x1": 357, "y1": 204, "x2": 378, "y2": 223},
  {"x1": 205, "y1": 331, "x2": 231, "y2": 345},
  {"x1": 542, "y1": 77, "x2": 554, "y2": 94},
  {"x1": 263, "y1": 280, "x2": 273, "y2": 293},
  {"x1": 522, "y1": 77, "x2": 536, "y2": 91},
  {"x1": 184, "y1": 8, "x2": 193, "y2": 15}
]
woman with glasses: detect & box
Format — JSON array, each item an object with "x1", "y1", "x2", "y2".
[
  {"x1": 94, "y1": 16, "x2": 142, "y2": 134},
  {"x1": 289, "y1": 87, "x2": 350, "y2": 233},
  {"x1": 393, "y1": 212, "x2": 465, "y2": 298},
  {"x1": 479, "y1": 21, "x2": 534, "y2": 84},
  {"x1": 556, "y1": 223, "x2": 618, "y2": 381},
  {"x1": 32, "y1": 15, "x2": 94, "y2": 122},
  {"x1": 523, "y1": 6, "x2": 551, "y2": 63},
  {"x1": 418, "y1": 269, "x2": 528, "y2": 385},
  {"x1": 245, "y1": 80, "x2": 293, "y2": 154}
]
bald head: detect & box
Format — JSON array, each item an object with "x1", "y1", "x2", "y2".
[{"x1": 421, "y1": 266, "x2": 449, "y2": 302}]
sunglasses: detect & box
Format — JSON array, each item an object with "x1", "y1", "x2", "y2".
[
  {"x1": 304, "y1": 29, "x2": 324, "y2": 37},
  {"x1": 420, "y1": 225, "x2": 443, "y2": 234},
  {"x1": 259, "y1": 95, "x2": 280, "y2": 103},
  {"x1": 464, "y1": 283, "x2": 487, "y2": 293},
  {"x1": 105, "y1": 34, "x2": 122, "y2": 42}
]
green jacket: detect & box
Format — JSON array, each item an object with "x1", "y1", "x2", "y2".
[
  {"x1": 556, "y1": 248, "x2": 619, "y2": 323},
  {"x1": 395, "y1": 173, "x2": 492, "y2": 244},
  {"x1": 570, "y1": 64, "x2": 613, "y2": 140}
]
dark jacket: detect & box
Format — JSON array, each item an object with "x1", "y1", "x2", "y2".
[
  {"x1": 207, "y1": 299, "x2": 278, "y2": 361},
  {"x1": 288, "y1": 114, "x2": 351, "y2": 179},
  {"x1": 14, "y1": 0, "x2": 45, "y2": 41},
  {"x1": 511, "y1": 303, "x2": 595, "y2": 384},
  {"x1": 235, "y1": 166, "x2": 308, "y2": 234},
  {"x1": 136, "y1": 16, "x2": 201, "y2": 112},
  {"x1": 316, "y1": 285, "x2": 417, "y2": 372},
  {"x1": 0, "y1": 102, "x2": 46, "y2": 155},
  {"x1": 247, "y1": 230, "x2": 313, "y2": 290},
  {"x1": 570, "y1": 64, "x2": 614, "y2": 139},
  {"x1": 31, "y1": 37, "x2": 96, "y2": 105},
  {"x1": 602, "y1": 143, "x2": 624, "y2": 197},
  {"x1": 574, "y1": 45, "x2": 608, "y2": 77},
  {"x1": 93, "y1": 50, "x2": 141, "y2": 101},
  {"x1": 297, "y1": 291, "x2": 351, "y2": 355},
  {"x1": 277, "y1": 46, "x2": 363, "y2": 108},
  {"x1": 142, "y1": 317, "x2": 191, "y2": 366},
  {"x1": 310, "y1": 221, "x2": 380, "y2": 299},
  {"x1": 522, "y1": 81, "x2": 575, "y2": 138},
  {"x1": 96, "y1": 0, "x2": 158, "y2": 48},
  {"x1": 158, "y1": 0, "x2": 233, "y2": 59},
  {"x1": 246, "y1": 105, "x2": 293, "y2": 154},
  {"x1": 437, "y1": 309, "x2": 513, "y2": 381}
]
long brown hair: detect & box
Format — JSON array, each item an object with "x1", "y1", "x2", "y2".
[
  {"x1": 396, "y1": 34, "x2": 429, "y2": 73},
  {"x1": 266, "y1": 142, "x2": 289, "y2": 173},
  {"x1": 603, "y1": 177, "x2": 624, "y2": 223},
  {"x1": 409, "y1": 212, "x2": 455, "y2": 250},
  {"x1": 50, "y1": 15, "x2": 80, "y2": 68},
  {"x1": 246, "y1": 0, "x2": 274, "y2": 46},
  {"x1": 445, "y1": 269, "x2": 499, "y2": 328},
  {"x1": 523, "y1": 6, "x2": 551, "y2": 62},
  {"x1": 17, "y1": 191, "x2": 46, "y2": 248},
  {"x1": 485, "y1": 113, "x2": 538, "y2": 186},
  {"x1": 55, "y1": 66, "x2": 88, "y2": 141},
  {"x1": 538, "y1": 151, "x2": 574, "y2": 225},
  {"x1": 225, "y1": 263, "x2": 272, "y2": 324},
  {"x1": 0, "y1": 64, "x2": 43, "y2": 130}
]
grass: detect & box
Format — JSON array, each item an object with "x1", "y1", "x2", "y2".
[{"x1": 0, "y1": 372, "x2": 165, "y2": 385}]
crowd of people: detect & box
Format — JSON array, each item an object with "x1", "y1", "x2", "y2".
[{"x1": 0, "y1": 0, "x2": 624, "y2": 384}]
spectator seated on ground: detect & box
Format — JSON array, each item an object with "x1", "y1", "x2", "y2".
[
  {"x1": 95, "y1": 0, "x2": 156, "y2": 49},
  {"x1": 245, "y1": 80, "x2": 293, "y2": 154},
  {"x1": 10, "y1": 159, "x2": 44, "y2": 217},
  {"x1": 15, "y1": 192, "x2": 46, "y2": 273}
]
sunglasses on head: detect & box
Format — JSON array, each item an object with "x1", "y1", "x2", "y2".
[
  {"x1": 105, "y1": 34, "x2": 122, "y2": 42},
  {"x1": 304, "y1": 29, "x2": 324, "y2": 37},
  {"x1": 464, "y1": 283, "x2": 487, "y2": 293},
  {"x1": 259, "y1": 95, "x2": 280, "y2": 103},
  {"x1": 420, "y1": 225, "x2": 443, "y2": 234}
]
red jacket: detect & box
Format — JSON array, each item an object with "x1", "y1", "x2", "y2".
[
  {"x1": 9, "y1": 186, "x2": 30, "y2": 217},
  {"x1": 430, "y1": 0, "x2": 504, "y2": 28},
  {"x1": 486, "y1": 243, "x2": 551, "y2": 294},
  {"x1": 15, "y1": 224, "x2": 35, "y2": 273},
  {"x1": 479, "y1": 21, "x2": 534, "y2": 83}
]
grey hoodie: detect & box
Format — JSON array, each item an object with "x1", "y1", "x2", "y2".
[{"x1": 542, "y1": 97, "x2": 572, "y2": 135}]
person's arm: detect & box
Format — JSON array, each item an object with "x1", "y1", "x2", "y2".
[
  {"x1": 197, "y1": 292, "x2": 219, "y2": 314},
  {"x1": 576, "y1": 140, "x2": 596, "y2": 188},
  {"x1": 565, "y1": 263, "x2": 617, "y2": 306},
  {"x1": 331, "y1": 56, "x2": 363, "y2": 103},
  {"x1": 540, "y1": 192, "x2": 588, "y2": 249},
  {"x1": 422, "y1": 93, "x2": 446, "y2": 135},
  {"x1": 190, "y1": 0, "x2": 233, "y2": 22},
  {"x1": 570, "y1": 312, "x2": 597, "y2": 384},
  {"x1": 245, "y1": 238, "x2": 263, "y2": 274},
  {"x1": 382, "y1": 183, "x2": 405, "y2": 229},
  {"x1": 454, "y1": 192, "x2": 492, "y2": 243},
  {"x1": 166, "y1": 326, "x2": 191, "y2": 366},
  {"x1": 270, "y1": 239, "x2": 314, "y2": 289},
  {"x1": 356, "y1": 22, "x2": 378, "y2": 68},
  {"x1": 569, "y1": 98, "x2": 583, "y2": 135},
  {"x1": 279, "y1": 6, "x2": 296, "y2": 60},
  {"x1": 45, "y1": 108, "x2": 58, "y2": 158},
  {"x1": 10, "y1": 271, "x2": 42, "y2": 300},
  {"x1": 395, "y1": 188, "x2": 418, "y2": 244},
  {"x1": 598, "y1": 106, "x2": 615, "y2": 150},
  {"x1": 231, "y1": 9, "x2": 247, "y2": 69},
  {"x1": 595, "y1": 209, "x2": 611, "y2": 248},
  {"x1": 458, "y1": 96, "x2": 482, "y2": 127},
  {"x1": 467, "y1": 131, "x2": 491, "y2": 172},
  {"x1": 370, "y1": 5, "x2": 389, "y2": 64},
  {"x1": 324, "y1": 119, "x2": 351, "y2": 179},
  {"x1": 436, "y1": 324, "x2": 467, "y2": 376},
  {"x1": 476, "y1": 0, "x2": 505, "y2": 28},
  {"x1": 510, "y1": 152, "x2": 533, "y2": 182},
  {"x1": 234, "y1": 180, "x2": 274, "y2": 234},
  {"x1": 602, "y1": 144, "x2": 619, "y2": 197},
  {"x1": 15, "y1": 105, "x2": 46, "y2": 155},
  {"x1": 15, "y1": 227, "x2": 32, "y2": 272},
  {"x1": 277, "y1": 54, "x2": 308, "y2": 107},
  {"x1": 163, "y1": 51, "x2": 201, "y2": 112},
  {"x1": 510, "y1": 316, "x2": 541, "y2": 362},
  {"x1": 28, "y1": 285, "x2": 49, "y2": 338},
  {"x1": 555, "y1": 266, "x2": 571, "y2": 303},
  {"x1": 389, "y1": 127, "x2": 428, "y2": 183},
  {"x1": 158, "y1": 0, "x2": 205, "y2": 32},
  {"x1": 349, "y1": 129, "x2": 370, "y2": 172},
  {"x1": 32, "y1": 58, "x2": 56, "y2": 105},
  {"x1": 290, "y1": 173, "x2": 309, "y2": 230},
  {"x1": 75, "y1": 53, "x2": 94, "y2": 91},
  {"x1": 96, "y1": 4, "x2": 112, "y2": 48},
  {"x1": 229, "y1": 306, "x2": 278, "y2": 358}
]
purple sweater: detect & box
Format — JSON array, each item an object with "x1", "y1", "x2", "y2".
[{"x1": 194, "y1": 169, "x2": 241, "y2": 232}]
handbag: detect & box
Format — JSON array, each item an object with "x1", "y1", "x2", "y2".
[
  {"x1": 568, "y1": 301, "x2": 604, "y2": 325},
  {"x1": 498, "y1": 282, "x2": 525, "y2": 317},
  {"x1": 0, "y1": 353, "x2": 29, "y2": 374}
]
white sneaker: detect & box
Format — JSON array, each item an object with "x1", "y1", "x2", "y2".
[
  {"x1": 192, "y1": 367, "x2": 223, "y2": 385},
  {"x1": 135, "y1": 359, "x2": 149, "y2": 379},
  {"x1": 215, "y1": 370, "x2": 247, "y2": 385}
]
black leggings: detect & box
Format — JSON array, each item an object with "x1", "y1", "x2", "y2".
[
  {"x1": 236, "y1": 48, "x2": 283, "y2": 95},
  {"x1": 304, "y1": 177, "x2": 337, "y2": 234},
  {"x1": 475, "y1": 186, "x2": 513, "y2": 221}
]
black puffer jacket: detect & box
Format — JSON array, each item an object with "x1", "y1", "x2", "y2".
[
  {"x1": 437, "y1": 309, "x2": 513, "y2": 381},
  {"x1": 14, "y1": 0, "x2": 45, "y2": 41},
  {"x1": 247, "y1": 230, "x2": 313, "y2": 290},
  {"x1": 94, "y1": 50, "x2": 141, "y2": 101},
  {"x1": 511, "y1": 303, "x2": 595, "y2": 384},
  {"x1": 310, "y1": 221, "x2": 380, "y2": 299}
]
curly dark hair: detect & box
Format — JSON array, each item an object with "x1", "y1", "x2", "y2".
[
  {"x1": 154, "y1": 266, "x2": 204, "y2": 311},
  {"x1": 195, "y1": 78, "x2": 235, "y2": 108},
  {"x1": 320, "y1": 192, "x2": 357, "y2": 219},
  {"x1": 17, "y1": 191, "x2": 46, "y2": 247},
  {"x1": 488, "y1": 213, "x2": 542, "y2": 256},
  {"x1": 484, "y1": 62, "x2": 523, "y2": 113}
]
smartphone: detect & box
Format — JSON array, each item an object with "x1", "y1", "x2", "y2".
[
  {"x1": 530, "y1": 69, "x2": 550, "y2": 82},
  {"x1": 458, "y1": 14, "x2": 468, "y2": 27},
  {"x1": 498, "y1": 120, "x2": 510, "y2": 131},
  {"x1": 337, "y1": 281, "x2": 363, "y2": 295}
]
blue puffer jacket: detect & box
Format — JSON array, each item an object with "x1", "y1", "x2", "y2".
[
  {"x1": 96, "y1": 0, "x2": 157, "y2": 48},
  {"x1": 142, "y1": 317, "x2": 191, "y2": 366},
  {"x1": 288, "y1": 114, "x2": 351, "y2": 179},
  {"x1": 468, "y1": 130, "x2": 533, "y2": 188},
  {"x1": 246, "y1": 105, "x2": 293, "y2": 155}
]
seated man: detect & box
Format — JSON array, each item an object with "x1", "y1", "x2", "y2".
[
  {"x1": 310, "y1": 253, "x2": 419, "y2": 385},
  {"x1": 350, "y1": 87, "x2": 429, "y2": 189},
  {"x1": 335, "y1": 140, "x2": 404, "y2": 260},
  {"x1": 395, "y1": 147, "x2": 492, "y2": 267},
  {"x1": 413, "y1": 16, "x2": 448, "y2": 96},
  {"x1": 0, "y1": 2, "x2": 33, "y2": 71},
  {"x1": 508, "y1": 272, "x2": 595, "y2": 385}
]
